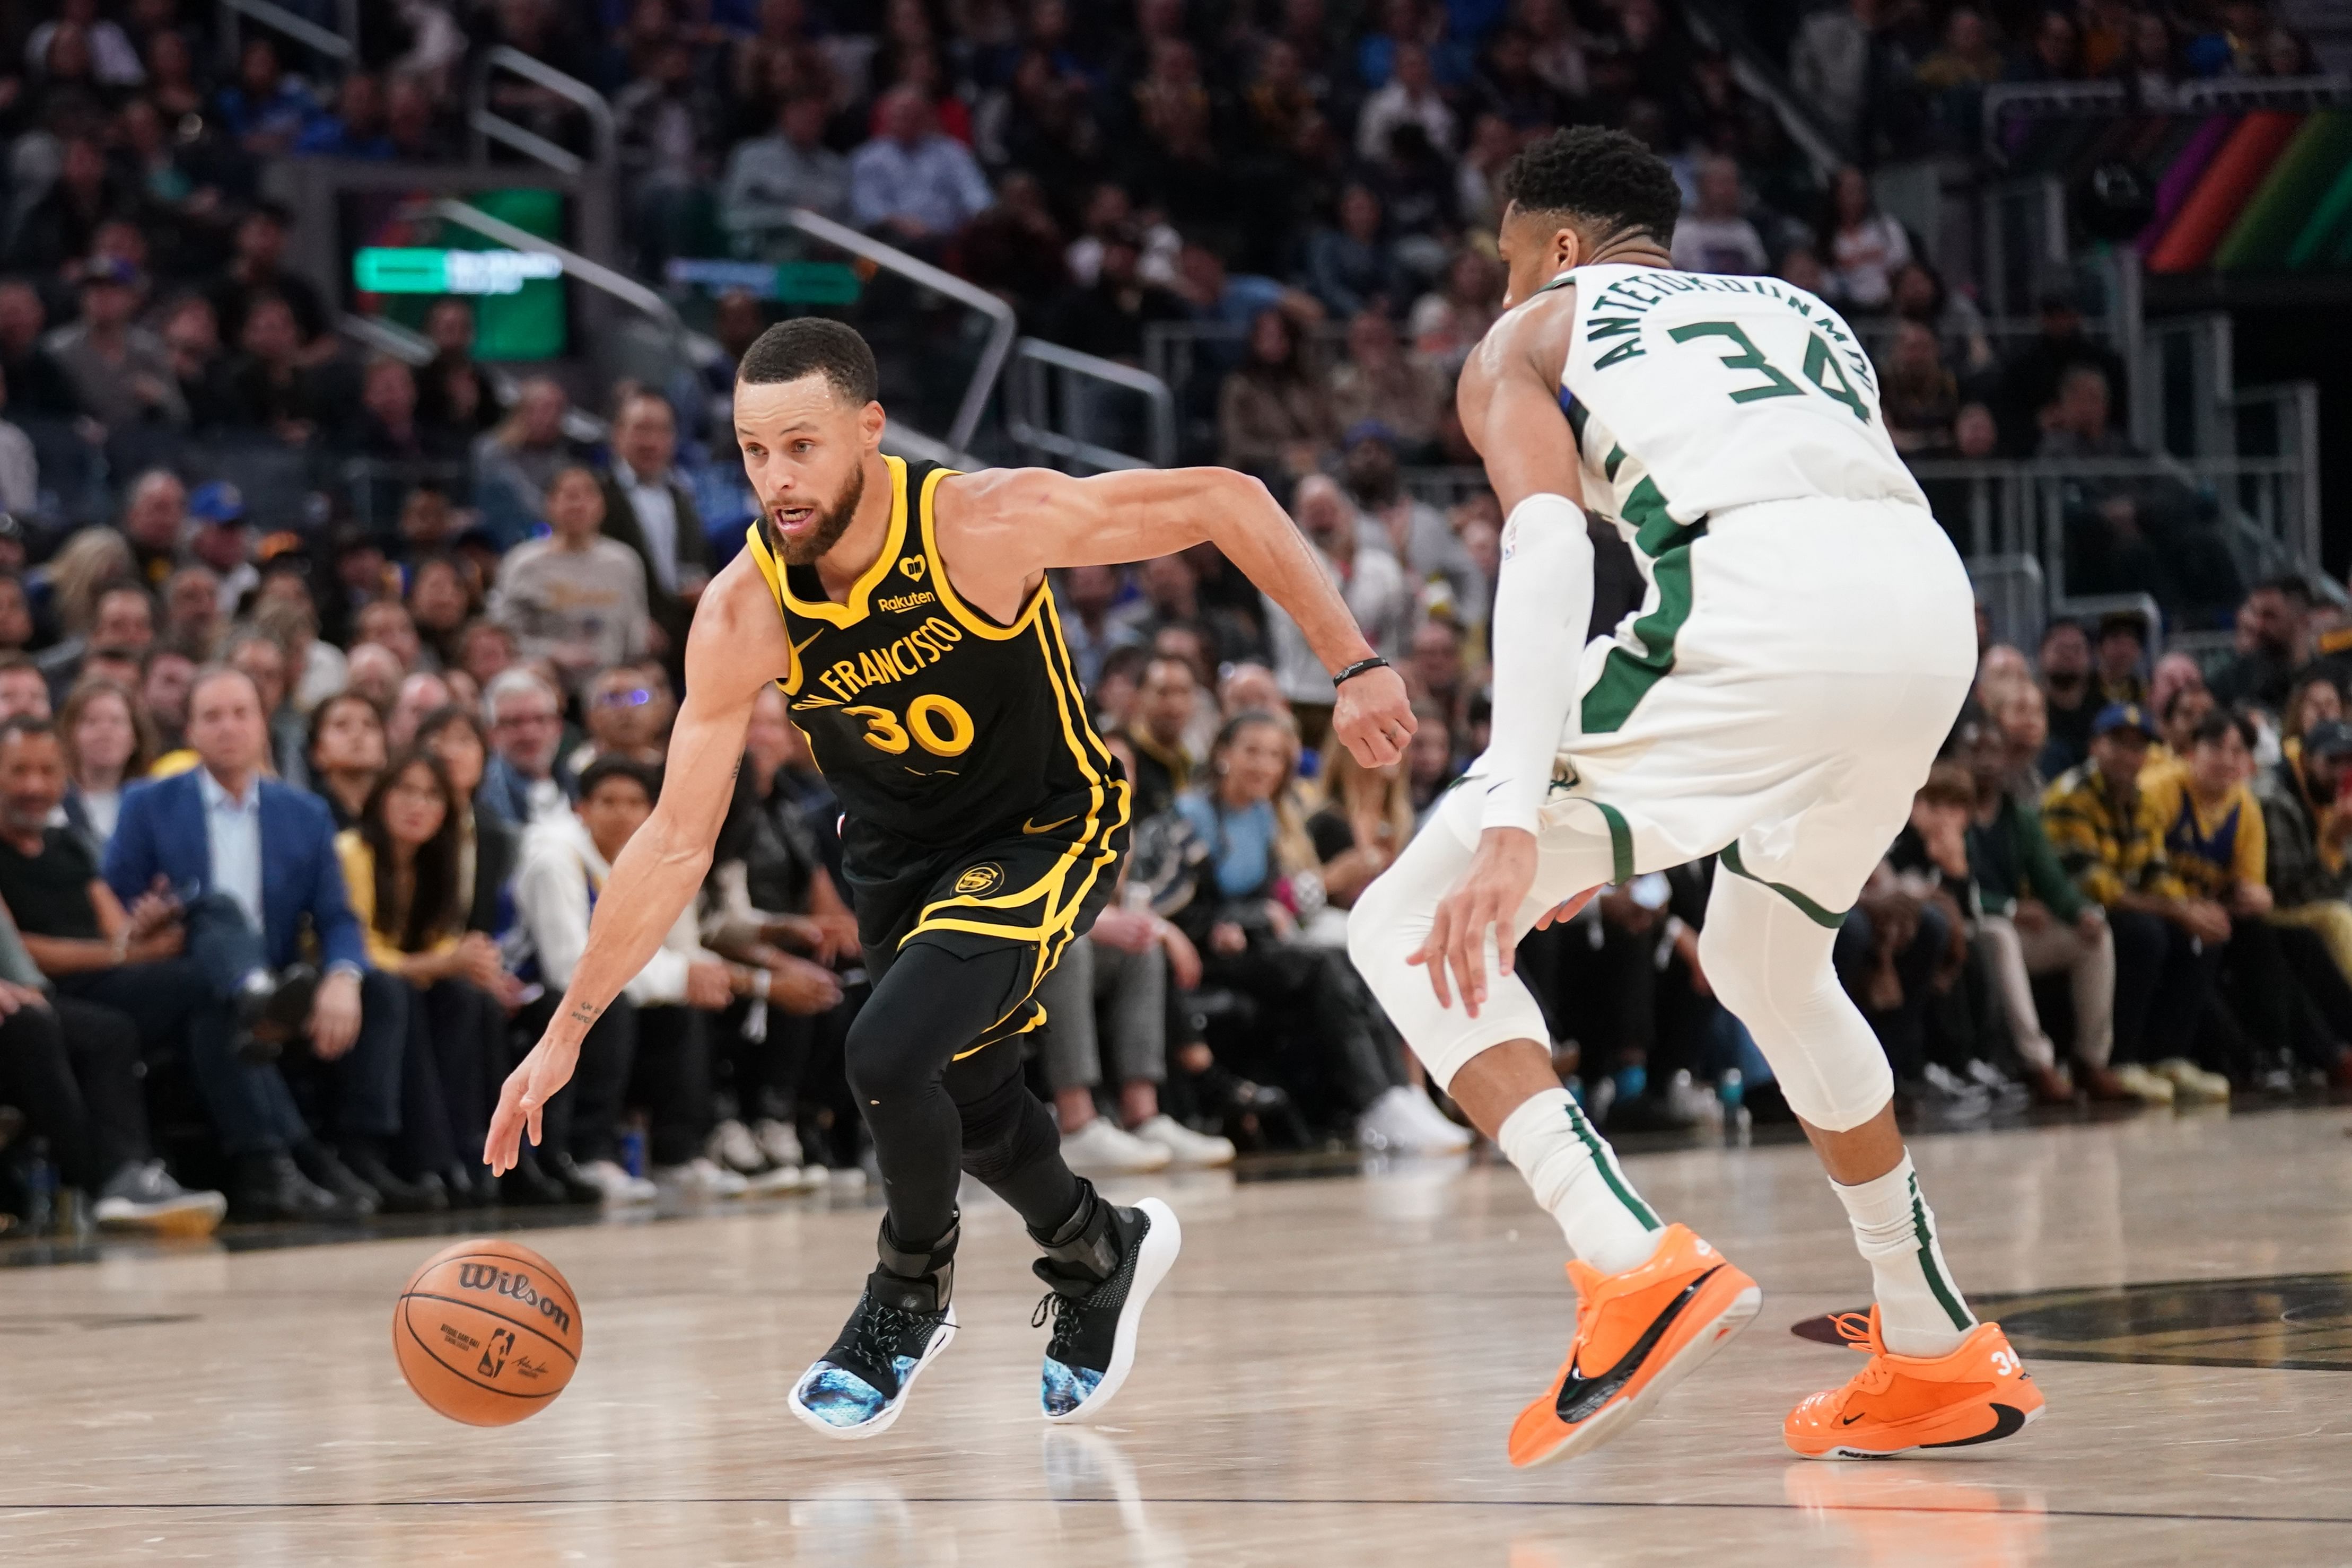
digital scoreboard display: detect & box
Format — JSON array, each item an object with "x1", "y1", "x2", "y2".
[
  {"x1": 353, "y1": 247, "x2": 564, "y2": 296},
  {"x1": 339, "y1": 188, "x2": 571, "y2": 360}
]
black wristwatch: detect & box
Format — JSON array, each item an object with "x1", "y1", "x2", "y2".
[{"x1": 1332, "y1": 656, "x2": 1389, "y2": 687}]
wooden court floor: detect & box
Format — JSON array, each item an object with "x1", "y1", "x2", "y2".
[{"x1": 5, "y1": 1107, "x2": 2351, "y2": 1566}]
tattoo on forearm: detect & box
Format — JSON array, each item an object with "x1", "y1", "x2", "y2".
[{"x1": 568, "y1": 1001, "x2": 601, "y2": 1027}]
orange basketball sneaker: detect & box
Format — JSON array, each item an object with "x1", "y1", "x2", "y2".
[
  {"x1": 1785, "y1": 1307, "x2": 2044, "y2": 1459},
  {"x1": 1507, "y1": 1223, "x2": 1762, "y2": 1468}
]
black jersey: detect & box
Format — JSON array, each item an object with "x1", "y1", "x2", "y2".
[{"x1": 744, "y1": 455, "x2": 1129, "y2": 927}]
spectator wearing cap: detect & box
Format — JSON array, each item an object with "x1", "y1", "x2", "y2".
[
  {"x1": 43, "y1": 257, "x2": 186, "y2": 434},
  {"x1": 2255, "y1": 716, "x2": 2352, "y2": 987},
  {"x1": 2042, "y1": 702, "x2": 2231, "y2": 1103},
  {"x1": 186, "y1": 483, "x2": 258, "y2": 610},
  {"x1": 601, "y1": 391, "x2": 708, "y2": 667},
  {"x1": 1340, "y1": 420, "x2": 1480, "y2": 616},
  {"x1": 849, "y1": 86, "x2": 994, "y2": 253}
]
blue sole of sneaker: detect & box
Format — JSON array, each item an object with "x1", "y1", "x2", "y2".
[
  {"x1": 788, "y1": 1308, "x2": 958, "y2": 1442},
  {"x1": 1045, "y1": 1197, "x2": 1181, "y2": 1425}
]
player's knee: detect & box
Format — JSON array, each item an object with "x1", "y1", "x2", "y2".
[
  {"x1": 1344, "y1": 870, "x2": 1420, "y2": 998},
  {"x1": 1695, "y1": 916, "x2": 1761, "y2": 1015},
  {"x1": 844, "y1": 1012, "x2": 931, "y2": 1106}
]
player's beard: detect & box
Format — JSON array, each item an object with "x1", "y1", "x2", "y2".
[{"x1": 770, "y1": 460, "x2": 866, "y2": 566}]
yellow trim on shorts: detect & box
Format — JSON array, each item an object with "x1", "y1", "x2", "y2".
[{"x1": 898, "y1": 588, "x2": 1131, "y2": 1063}]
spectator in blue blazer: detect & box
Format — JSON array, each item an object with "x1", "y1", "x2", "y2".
[{"x1": 106, "y1": 667, "x2": 417, "y2": 1220}]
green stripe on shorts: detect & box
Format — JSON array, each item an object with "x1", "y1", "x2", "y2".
[{"x1": 1719, "y1": 842, "x2": 1848, "y2": 929}]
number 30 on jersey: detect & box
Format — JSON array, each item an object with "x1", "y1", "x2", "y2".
[{"x1": 843, "y1": 694, "x2": 976, "y2": 757}]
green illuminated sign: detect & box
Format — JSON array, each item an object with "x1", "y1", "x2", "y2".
[{"x1": 354, "y1": 247, "x2": 564, "y2": 296}]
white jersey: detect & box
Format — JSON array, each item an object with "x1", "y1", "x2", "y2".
[
  {"x1": 1550, "y1": 262, "x2": 1927, "y2": 524},
  {"x1": 1534, "y1": 262, "x2": 1973, "y2": 703}
]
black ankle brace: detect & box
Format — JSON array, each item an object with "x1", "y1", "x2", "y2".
[
  {"x1": 873, "y1": 1215, "x2": 959, "y2": 1311},
  {"x1": 1030, "y1": 1181, "x2": 1116, "y2": 1282}
]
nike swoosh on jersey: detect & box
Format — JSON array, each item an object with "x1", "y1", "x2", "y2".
[
  {"x1": 1554, "y1": 1264, "x2": 1721, "y2": 1424},
  {"x1": 1021, "y1": 812, "x2": 1081, "y2": 835}
]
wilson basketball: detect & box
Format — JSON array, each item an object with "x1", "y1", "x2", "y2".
[{"x1": 394, "y1": 1239, "x2": 583, "y2": 1425}]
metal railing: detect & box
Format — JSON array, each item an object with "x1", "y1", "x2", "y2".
[
  {"x1": 467, "y1": 46, "x2": 616, "y2": 180},
  {"x1": 1004, "y1": 338, "x2": 1177, "y2": 472},
  {"x1": 1983, "y1": 74, "x2": 2352, "y2": 162},
  {"x1": 1908, "y1": 454, "x2": 2311, "y2": 603},
  {"x1": 776, "y1": 208, "x2": 1018, "y2": 458},
  {"x1": 1965, "y1": 554, "x2": 2047, "y2": 652},
  {"x1": 218, "y1": 0, "x2": 354, "y2": 68}
]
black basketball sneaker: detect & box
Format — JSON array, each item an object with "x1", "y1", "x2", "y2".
[
  {"x1": 1030, "y1": 1194, "x2": 1182, "y2": 1422},
  {"x1": 790, "y1": 1221, "x2": 959, "y2": 1440}
]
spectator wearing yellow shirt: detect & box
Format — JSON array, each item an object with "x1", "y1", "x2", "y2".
[
  {"x1": 2042, "y1": 703, "x2": 2232, "y2": 1103},
  {"x1": 2137, "y1": 711, "x2": 2266, "y2": 1098},
  {"x1": 336, "y1": 748, "x2": 514, "y2": 1210}
]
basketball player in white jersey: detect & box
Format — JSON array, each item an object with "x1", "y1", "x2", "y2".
[{"x1": 1348, "y1": 127, "x2": 2044, "y2": 1466}]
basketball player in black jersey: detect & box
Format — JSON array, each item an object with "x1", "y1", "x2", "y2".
[{"x1": 486, "y1": 320, "x2": 1414, "y2": 1437}]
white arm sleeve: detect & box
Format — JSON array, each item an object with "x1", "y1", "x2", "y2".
[{"x1": 1478, "y1": 493, "x2": 1594, "y2": 835}]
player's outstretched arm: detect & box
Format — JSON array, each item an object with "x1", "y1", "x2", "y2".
[
  {"x1": 1408, "y1": 294, "x2": 1596, "y2": 1013},
  {"x1": 941, "y1": 464, "x2": 1415, "y2": 766},
  {"x1": 486, "y1": 556, "x2": 781, "y2": 1174}
]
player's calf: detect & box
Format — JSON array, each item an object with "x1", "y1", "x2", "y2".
[{"x1": 789, "y1": 1219, "x2": 959, "y2": 1440}]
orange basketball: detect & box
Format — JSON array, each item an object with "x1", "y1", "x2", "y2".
[{"x1": 394, "y1": 1238, "x2": 583, "y2": 1425}]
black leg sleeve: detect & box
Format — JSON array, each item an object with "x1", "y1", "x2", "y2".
[{"x1": 847, "y1": 939, "x2": 1076, "y2": 1248}]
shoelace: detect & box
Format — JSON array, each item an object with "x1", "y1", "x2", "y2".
[
  {"x1": 1826, "y1": 1311, "x2": 1895, "y2": 1398},
  {"x1": 1031, "y1": 1288, "x2": 1082, "y2": 1356},
  {"x1": 852, "y1": 1297, "x2": 930, "y2": 1361}
]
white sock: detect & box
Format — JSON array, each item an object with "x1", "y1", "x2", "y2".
[
  {"x1": 1830, "y1": 1151, "x2": 1977, "y2": 1357},
  {"x1": 1497, "y1": 1088, "x2": 1662, "y2": 1275}
]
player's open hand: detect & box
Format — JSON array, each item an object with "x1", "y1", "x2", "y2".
[
  {"x1": 486, "y1": 1027, "x2": 583, "y2": 1175},
  {"x1": 1330, "y1": 664, "x2": 1415, "y2": 768},
  {"x1": 1407, "y1": 826, "x2": 1538, "y2": 1017}
]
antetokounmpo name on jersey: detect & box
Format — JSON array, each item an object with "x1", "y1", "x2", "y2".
[
  {"x1": 812, "y1": 614, "x2": 968, "y2": 701},
  {"x1": 1582, "y1": 273, "x2": 1876, "y2": 391}
]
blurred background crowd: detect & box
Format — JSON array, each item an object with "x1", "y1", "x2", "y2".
[{"x1": 0, "y1": 0, "x2": 2344, "y2": 1235}]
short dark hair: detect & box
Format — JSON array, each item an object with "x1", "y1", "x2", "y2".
[
  {"x1": 736, "y1": 319, "x2": 879, "y2": 405},
  {"x1": 0, "y1": 714, "x2": 55, "y2": 746},
  {"x1": 2257, "y1": 573, "x2": 2313, "y2": 606},
  {"x1": 578, "y1": 754, "x2": 661, "y2": 804},
  {"x1": 0, "y1": 652, "x2": 40, "y2": 680},
  {"x1": 2190, "y1": 709, "x2": 2255, "y2": 752},
  {"x1": 1499, "y1": 127, "x2": 1684, "y2": 248}
]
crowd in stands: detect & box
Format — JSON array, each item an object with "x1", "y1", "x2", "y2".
[{"x1": 0, "y1": 0, "x2": 2340, "y2": 1232}]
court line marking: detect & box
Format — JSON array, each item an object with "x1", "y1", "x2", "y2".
[{"x1": 5, "y1": 1498, "x2": 2350, "y2": 1526}]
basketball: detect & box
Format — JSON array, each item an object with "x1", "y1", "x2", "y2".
[{"x1": 392, "y1": 1239, "x2": 583, "y2": 1426}]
